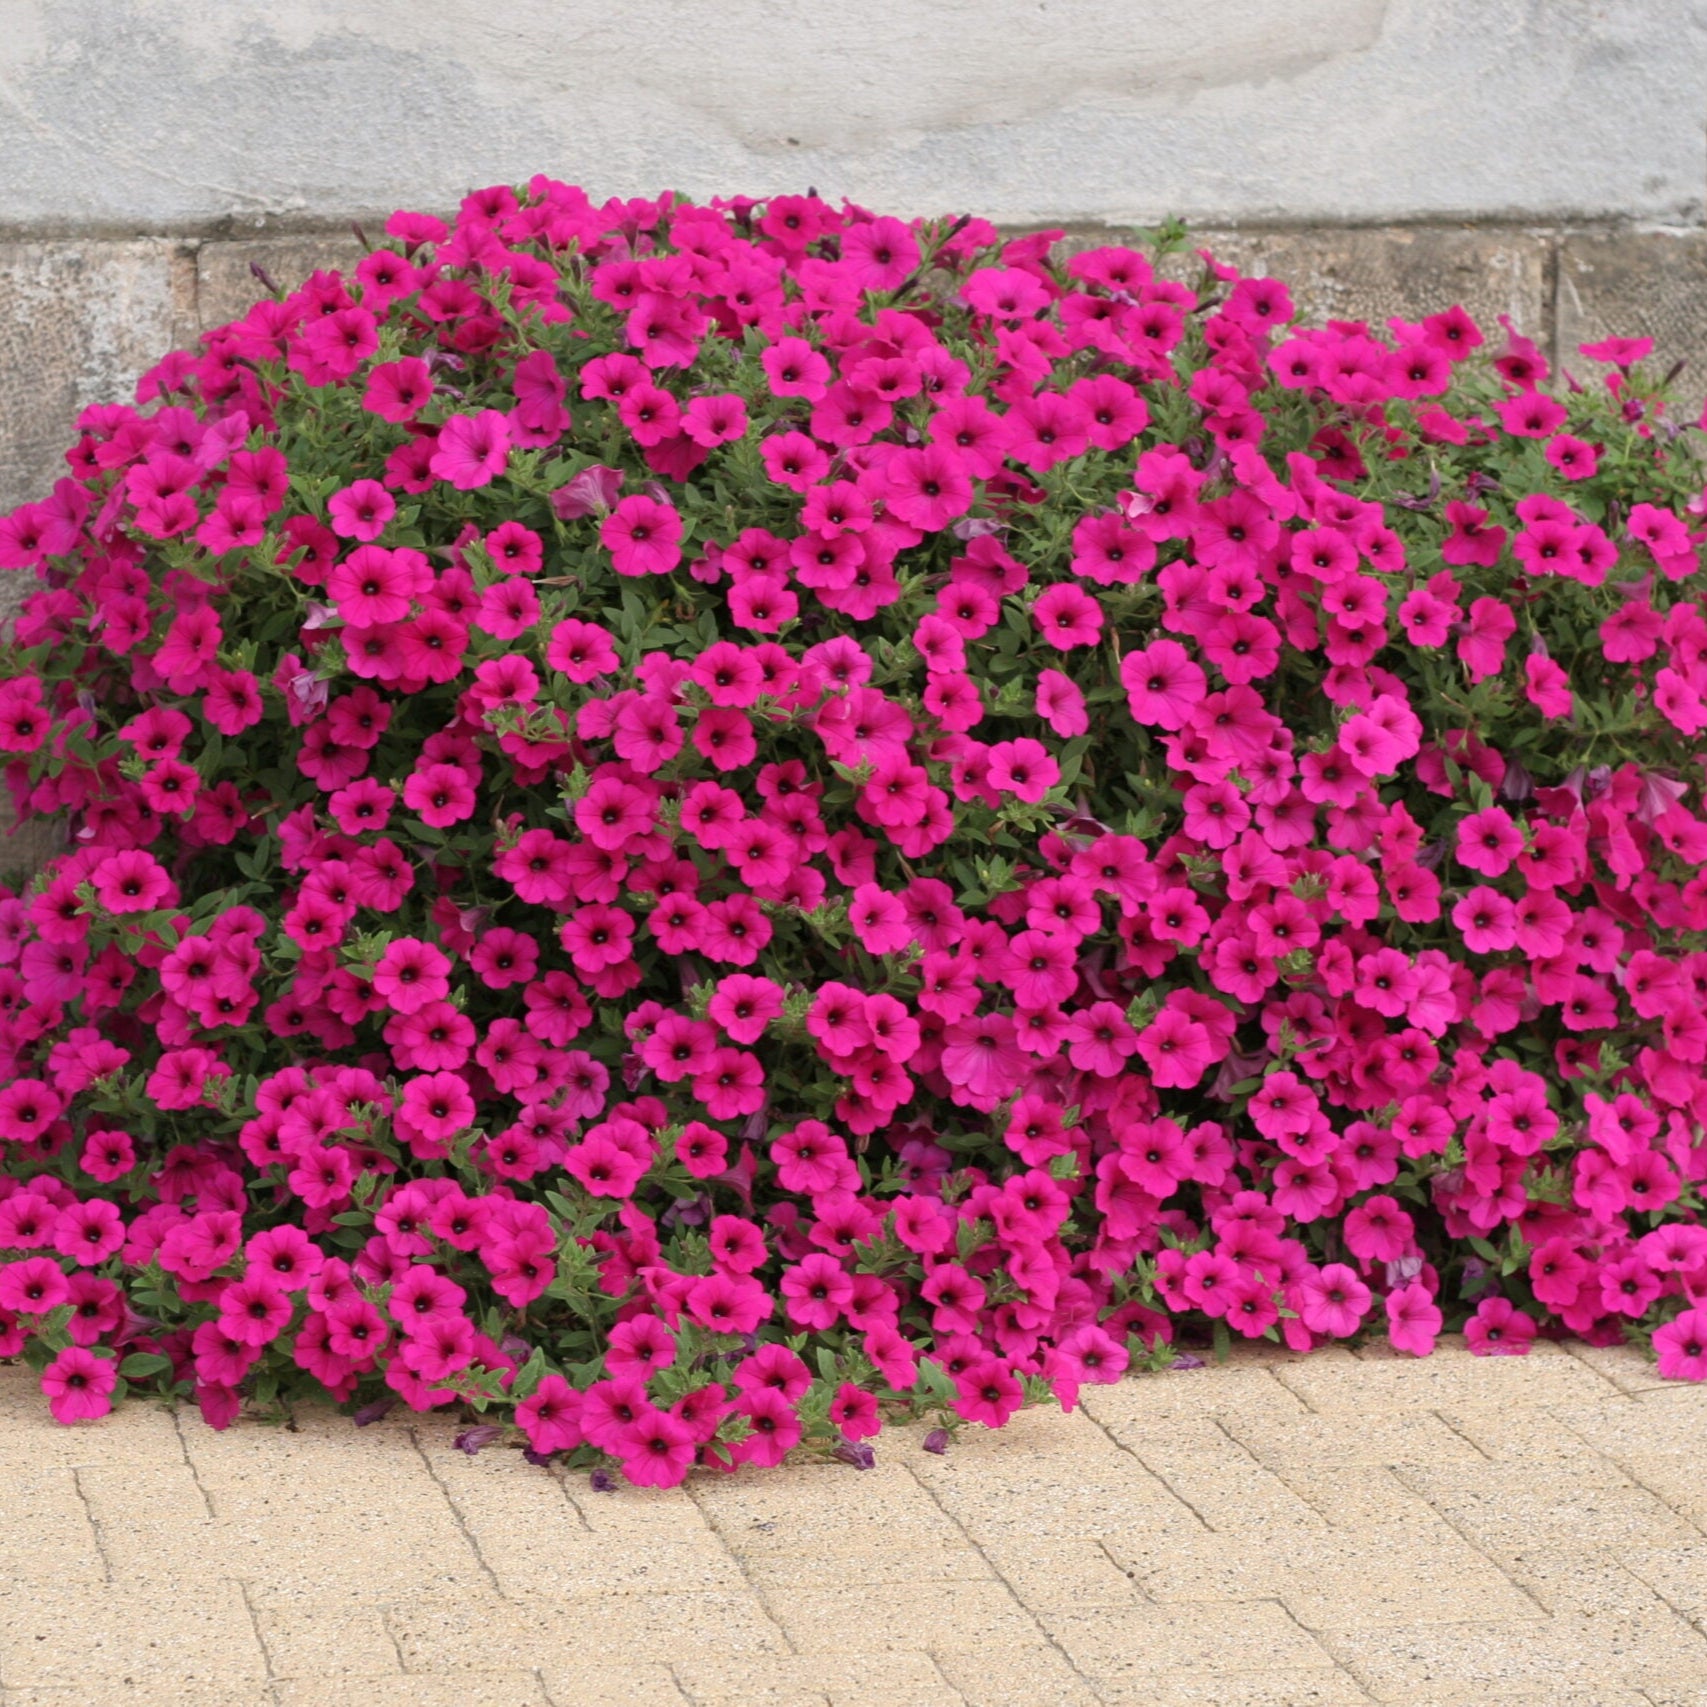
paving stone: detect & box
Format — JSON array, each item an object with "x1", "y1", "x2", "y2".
[
  {"x1": 972, "y1": 1535, "x2": 1147, "y2": 1610},
  {"x1": 1393, "y1": 1460, "x2": 1702, "y2": 1568},
  {"x1": 1101, "y1": 1531, "x2": 1290, "y2": 1605},
  {"x1": 0, "y1": 1467, "x2": 107, "y2": 1588},
  {"x1": 1621, "y1": 1541, "x2": 1707, "y2": 1619},
  {"x1": 930, "y1": 1640, "x2": 1103, "y2": 1707},
  {"x1": 195, "y1": 234, "x2": 370, "y2": 334},
  {"x1": 1038, "y1": 1600, "x2": 1336, "y2": 1699},
  {"x1": 672, "y1": 1652, "x2": 960, "y2": 1707},
  {"x1": 1268, "y1": 1339, "x2": 1613, "y2": 1416},
  {"x1": 1221, "y1": 1410, "x2": 1486, "y2": 1472},
  {"x1": 772, "y1": 1581, "x2": 1040, "y2": 1654},
  {"x1": 742, "y1": 1544, "x2": 994, "y2": 1590},
  {"x1": 694, "y1": 1462, "x2": 968, "y2": 1557},
  {"x1": 0, "y1": 1580, "x2": 268, "y2": 1690},
  {"x1": 275, "y1": 1673, "x2": 555, "y2": 1707},
  {"x1": 0, "y1": 1372, "x2": 186, "y2": 1468},
  {"x1": 1431, "y1": 1403, "x2": 1615, "y2": 1465},
  {"x1": 1497, "y1": 1546, "x2": 1676, "y2": 1619},
  {"x1": 1137, "y1": 1674, "x2": 1376, "y2": 1707},
  {"x1": 1558, "y1": 229, "x2": 1707, "y2": 425},
  {"x1": 1262, "y1": 1462, "x2": 1447, "y2": 1530},
  {"x1": 1560, "y1": 1341, "x2": 1673, "y2": 1397},
  {"x1": 386, "y1": 1589, "x2": 786, "y2": 1669},
  {"x1": 6, "y1": 1685, "x2": 278, "y2": 1707},
  {"x1": 1114, "y1": 1441, "x2": 1330, "y2": 1535},
  {"x1": 1318, "y1": 1608, "x2": 1707, "y2": 1697},
  {"x1": 1080, "y1": 1361, "x2": 1314, "y2": 1432},
  {"x1": 252, "y1": 1600, "x2": 403, "y2": 1680},
  {"x1": 526, "y1": 1663, "x2": 691, "y2": 1707}
]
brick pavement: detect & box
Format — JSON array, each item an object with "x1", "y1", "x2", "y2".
[{"x1": 1, "y1": 1337, "x2": 1705, "y2": 1705}]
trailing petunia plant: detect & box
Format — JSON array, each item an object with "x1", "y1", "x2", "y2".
[{"x1": 1, "y1": 180, "x2": 1707, "y2": 1482}]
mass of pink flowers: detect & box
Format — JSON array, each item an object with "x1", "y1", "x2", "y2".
[{"x1": 1, "y1": 181, "x2": 1706, "y2": 1478}]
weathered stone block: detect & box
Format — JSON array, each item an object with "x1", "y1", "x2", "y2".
[
  {"x1": 196, "y1": 234, "x2": 370, "y2": 332},
  {"x1": 0, "y1": 239, "x2": 185, "y2": 514},
  {"x1": 1558, "y1": 230, "x2": 1707, "y2": 425}
]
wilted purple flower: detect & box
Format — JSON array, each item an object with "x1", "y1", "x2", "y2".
[
  {"x1": 454, "y1": 1425, "x2": 503, "y2": 1456},
  {"x1": 352, "y1": 1396, "x2": 398, "y2": 1427},
  {"x1": 922, "y1": 1428, "x2": 951, "y2": 1455},
  {"x1": 521, "y1": 1447, "x2": 557, "y2": 1468},
  {"x1": 588, "y1": 1468, "x2": 618, "y2": 1493},
  {"x1": 833, "y1": 1437, "x2": 876, "y2": 1471},
  {"x1": 550, "y1": 464, "x2": 624, "y2": 519},
  {"x1": 1169, "y1": 1354, "x2": 1207, "y2": 1371}
]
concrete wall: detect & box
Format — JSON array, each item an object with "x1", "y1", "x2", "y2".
[
  {"x1": 1, "y1": 1, "x2": 1703, "y2": 232},
  {"x1": 3, "y1": 0, "x2": 1707, "y2": 514}
]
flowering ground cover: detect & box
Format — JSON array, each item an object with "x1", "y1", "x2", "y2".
[{"x1": 1, "y1": 183, "x2": 1707, "y2": 1484}]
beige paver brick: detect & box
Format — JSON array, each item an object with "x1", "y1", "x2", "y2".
[
  {"x1": 1559, "y1": 1388, "x2": 1707, "y2": 1457},
  {"x1": 973, "y1": 1535, "x2": 1147, "y2": 1609},
  {"x1": 1102, "y1": 1531, "x2": 1288, "y2": 1604},
  {"x1": 1318, "y1": 1608, "x2": 1707, "y2": 1697},
  {"x1": 532, "y1": 1662, "x2": 692, "y2": 1706},
  {"x1": 742, "y1": 1544, "x2": 994, "y2": 1590},
  {"x1": 1138, "y1": 1674, "x2": 1375, "y2": 1707},
  {"x1": 1496, "y1": 1546, "x2": 1675, "y2": 1618},
  {"x1": 911, "y1": 1457, "x2": 1202, "y2": 1546},
  {"x1": 1431, "y1": 1403, "x2": 1610, "y2": 1464},
  {"x1": 772, "y1": 1581, "x2": 1040, "y2": 1654},
  {"x1": 1621, "y1": 1540, "x2": 1707, "y2": 1618},
  {"x1": 5, "y1": 1685, "x2": 276, "y2": 1707},
  {"x1": 930, "y1": 1640, "x2": 1103, "y2": 1707},
  {"x1": 694, "y1": 1461, "x2": 967, "y2": 1557},
  {"x1": 1121, "y1": 1443, "x2": 1330, "y2": 1535},
  {"x1": 1080, "y1": 1362, "x2": 1313, "y2": 1432},
  {"x1": 673, "y1": 1652, "x2": 960, "y2": 1706},
  {"x1": 1561, "y1": 1340, "x2": 1673, "y2": 1396},
  {"x1": 1269, "y1": 1338, "x2": 1613, "y2": 1415},
  {"x1": 1038, "y1": 1600, "x2": 1336, "y2": 1700},
  {"x1": 0, "y1": 1467, "x2": 107, "y2": 1588},
  {"x1": 253, "y1": 1599, "x2": 403, "y2": 1680},
  {"x1": 1263, "y1": 1462, "x2": 1447, "y2": 1530},
  {"x1": 1223, "y1": 1409, "x2": 1486, "y2": 1471},
  {"x1": 386, "y1": 1589, "x2": 786, "y2": 1669},
  {"x1": 1275, "y1": 1529, "x2": 1544, "y2": 1631},
  {"x1": 1392, "y1": 1461, "x2": 1701, "y2": 1567},
  {"x1": 569, "y1": 1479, "x2": 717, "y2": 1536},
  {"x1": 0, "y1": 1371, "x2": 186, "y2": 1469},
  {"x1": 0, "y1": 1580, "x2": 268, "y2": 1690},
  {"x1": 73, "y1": 1459, "x2": 227, "y2": 1589},
  {"x1": 274, "y1": 1672, "x2": 554, "y2": 1707}
]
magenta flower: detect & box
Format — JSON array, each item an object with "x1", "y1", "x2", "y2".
[
  {"x1": 430, "y1": 409, "x2": 510, "y2": 490},
  {"x1": 41, "y1": 1346, "x2": 118, "y2": 1424}
]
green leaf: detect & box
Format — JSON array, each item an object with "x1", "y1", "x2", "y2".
[{"x1": 119, "y1": 1352, "x2": 174, "y2": 1380}]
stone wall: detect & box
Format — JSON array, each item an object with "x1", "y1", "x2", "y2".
[{"x1": 6, "y1": 221, "x2": 1705, "y2": 522}]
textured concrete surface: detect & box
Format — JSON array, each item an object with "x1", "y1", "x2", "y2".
[
  {"x1": 0, "y1": 2, "x2": 1703, "y2": 230},
  {"x1": 1, "y1": 1337, "x2": 1705, "y2": 1705}
]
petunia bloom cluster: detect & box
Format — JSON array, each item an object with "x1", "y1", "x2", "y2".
[{"x1": 0, "y1": 183, "x2": 1706, "y2": 1471}]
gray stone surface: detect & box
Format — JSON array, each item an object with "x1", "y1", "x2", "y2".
[
  {"x1": 0, "y1": 240, "x2": 188, "y2": 513},
  {"x1": 1558, "y1": 229, "x2": 1707, "y2": 426},
  {"x1": 1201, "y1": 226, "x2": 1552, "y2": 344},
  {"x1": 0, "y1": 1, "x2": 1701, "y2": 232},
  {"x1": 196, "y1": 234, "x2": 369, "y2": 333}
]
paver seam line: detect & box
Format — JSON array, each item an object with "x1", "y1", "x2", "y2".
[
  {"x1": 1264, "y1": 1596, "x2": 1378, "y2": 1702},
  {"x1": 68, "y1": 1465, "x2": 113, "y2": 1585},
  {"x1": 664, "y1": 1659, "x2": 697, "y2": 1706},
  {"x1": 901, "y1": 1458, "x2": 1107, "y2": 1704},
  {"x1": 1560, "y1": 1341, "x2": 1652, "y2": 1399},
  {"x1": 379, "y1": 1602, "x2": 410, "y2": 1674},
  {"x1": 1073, "y1": 1407, "x2": 1219, "y2": 1533},
  {"x1": 1262, "y1": 1363, "x2": 1323, "y2": 1415},
  {"x1": 1427, "y1": 1409, "x2": 1496, "y2": 1463},
  {"x1": 1094, "y1": 1537, "x2": 1159, "y2": 1603},
  {"x1": 1550, "y1": 1409, "x2": 1707, "y2": 1544},
  {"x1": 1381, "y1": 1462, "x2": 1557, "y2": 1621},
  {"x1": 1205, "y1": 1415, "x2": 1334, "y2": 1526},
  {"x1": 533, "y1": 1661, "x2": 562, "y2": 1707},
  {"x1": 238, "y1": 1579, "x2": 280, "y2": 1691},
  {"x1": 681, "y1": 1474, "x2": 800, "y2": 1656},
  {"x1": 170, "y1": 1403, "x2": 219, "y2": 1519},
  {"x1": 406, "y1": 1423, "x2": 505, "y2": 1596},
  {"x1": 547, "y1": 1461, "x2": 594, "y2": 1530}
]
